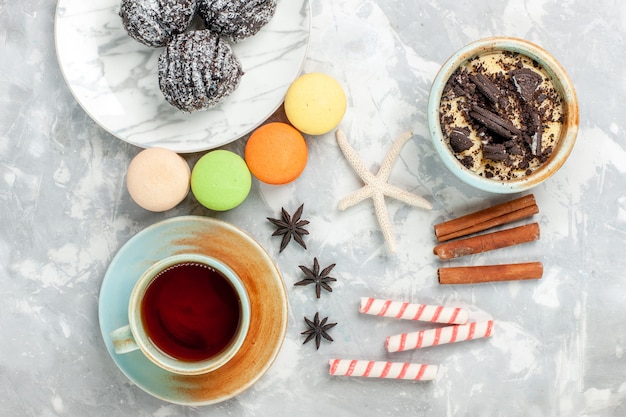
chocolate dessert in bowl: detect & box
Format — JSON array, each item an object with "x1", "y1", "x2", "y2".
[{"x1": 428, "y1": 37, "x2": 579, "y2": 193}]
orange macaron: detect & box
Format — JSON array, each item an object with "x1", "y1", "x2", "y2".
[{"x1": 244, "y1": 122, "x2": 308, "y2": 185}]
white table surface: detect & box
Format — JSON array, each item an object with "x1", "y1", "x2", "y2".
[{"x1": 1, "y1": 0, "x2": 625, "y2": 415}]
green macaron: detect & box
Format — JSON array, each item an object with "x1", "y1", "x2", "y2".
[{"x1": 191, "y1": 150, "x2": 252, "y2": 211}]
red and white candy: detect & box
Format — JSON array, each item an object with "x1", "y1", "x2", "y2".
[
  {"x1": 359, "y1": 297, "x2": 469, "y2": 325},
  {"x1": 386, "y1": 320, "x2": 494, "y2": 353},
  {"x1": 328, "y1": 359, "x2": 438, "y2": 381}
]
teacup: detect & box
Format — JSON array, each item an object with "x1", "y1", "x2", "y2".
[
  {"x1": 110, "y1": 253, "x2": 250, "y2": 375},
  {"x1": 427, "y1": 37, "x2": 579, "y2": 193}
]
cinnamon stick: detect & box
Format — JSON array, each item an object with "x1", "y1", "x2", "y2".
[
  {"x1": 438, "y1": 262, "x2": 543, "y2": 285},
  {"x1": 434, "y1": 194, "x2": 538, "y2": 242},
  {"x1": 433, "y1": 223, "x2": 540, "y2": 260}
]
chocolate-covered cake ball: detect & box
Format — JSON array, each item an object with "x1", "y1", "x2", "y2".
[
  {"x1": 197, "y1": 0, "x2": 277, "y2": 42},
  {"x1": 119, "y1": 0, "x2": 198, "y2": 47},
  {"x1": 158, "y1": 30, "x2": 244, "y2": 112}
]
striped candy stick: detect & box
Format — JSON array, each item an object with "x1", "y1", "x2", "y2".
[
  {"x1": 328, "y1": 359, "x2": 438, "y2": 381},
  {"x1": 359, "y1": 297, "x2": 469, "y2": 325},
  {"x1": 385, "y1": 320, "x2": 494, "y2": 353}
]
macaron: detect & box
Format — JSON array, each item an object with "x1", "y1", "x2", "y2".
[
  {"x1": 126, "y1": 147, "x2": 190, "y2": 212},
  {"x1": 284, "y1": 72, "x2": 347, "y2": 135},
  {"x1": 191, "y1": 150, "x2": 251, "y2": 211},
  {"x1": 245, "y1": 122, "x2": 308, "y2": 185}
]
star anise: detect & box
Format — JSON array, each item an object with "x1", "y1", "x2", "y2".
[
  {"x1": 295, "y1": 257, "x2": 337, "y2": 298},
  {"x1": 266, "y1": 204, "x2": 309, "y2": 252},
  {"x1": 301, "y1": 312, "x2": 337, "y2": 350}
]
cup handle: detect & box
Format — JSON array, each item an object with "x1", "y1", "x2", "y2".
[{"x1": 110, "y1": 325, "x2": 140, "y2": 354}]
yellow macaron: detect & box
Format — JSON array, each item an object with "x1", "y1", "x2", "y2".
[{"x1": 284, "y1": 72, "x2": 347, "y2": 135}]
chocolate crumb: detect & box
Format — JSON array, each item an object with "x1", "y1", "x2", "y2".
[
  {"x1": 450, "y1": 127, "x2": 473, "y2": 152},
  {"x1": 461, "y1": 155, "x2": 474, "y2": 168},
  {"x1": 529, "y1": 110, "x2": 543, "y2": 155},
  {"x1": 469, "y1": 73, "x2": 501, "y2": 104},
  {"x1": 510, "y1": 68, "x2": 543, "y2": 102},
  {"x1": 469, "y1": 105, "x2": 522, "y2": 140},
  {"x1": 482, "y1": 143, "x2": 507, "y2": 161}
]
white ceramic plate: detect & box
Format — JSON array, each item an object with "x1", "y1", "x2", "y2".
[{"x1": 54, "y1": 0, "x2": 311, "y2": 153}]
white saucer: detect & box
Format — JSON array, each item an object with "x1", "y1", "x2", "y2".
[{"x1": 98, "y1": 216, "x2": 288, "y2": 405}]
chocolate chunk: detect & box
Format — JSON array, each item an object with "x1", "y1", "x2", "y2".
[
  {"x1": 506, "y1": 142, "x2": 523, "y2": 155},
  {"x1": 482, "y1": 143, "x2": 507, "y2": 161},
  {"x1": 510, "y1": 68, "x2": 543, "y2": 102},
  {"x1": 529, "y1": 111, "x2": 543, "y2": 155},
  {"x1": 449, "y1": 127, "x2": 473, "y2": 152},
  {"x1": 447, "y1": 67, "x2": 475, "y2": 98},
  {"x1": 469, "y1": 73, "x2": 501, "y2": 104},
  {"x1": 460, "y1": 155, "x2": 474, "y2": 168},
  {"x1": 469, "y1": 105, "x2": 523, "y2": 140}
]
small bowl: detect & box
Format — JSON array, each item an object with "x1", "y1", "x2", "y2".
[{"x1": 427, "y1": 37, "x2": 579, "y2": 193}]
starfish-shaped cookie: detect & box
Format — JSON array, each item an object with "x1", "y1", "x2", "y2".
[{"x1": 335, "y1": 128, "x2": 432, "y2": 253}]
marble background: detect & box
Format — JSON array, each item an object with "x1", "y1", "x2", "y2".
[{"x1": 2, "y1": 0, "x2": 626, "y2": 415}]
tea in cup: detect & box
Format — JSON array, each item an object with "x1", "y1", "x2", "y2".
[{"x1": 110, "y1": 253, "x2": 250, "y2": 375}]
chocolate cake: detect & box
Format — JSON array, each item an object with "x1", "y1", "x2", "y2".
[
  {"x1": 119, "y1": 0, "x2": 198, "y2": 47},
  {"x1": 158, "y1": 30, "x2": 244, "y2": 112},
  {"x1": 439, "y1": 51, "x2": 564, "y2": 181},
  {"x1": 196, "y1": 0, "x2": 277, "y2": 42}
]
